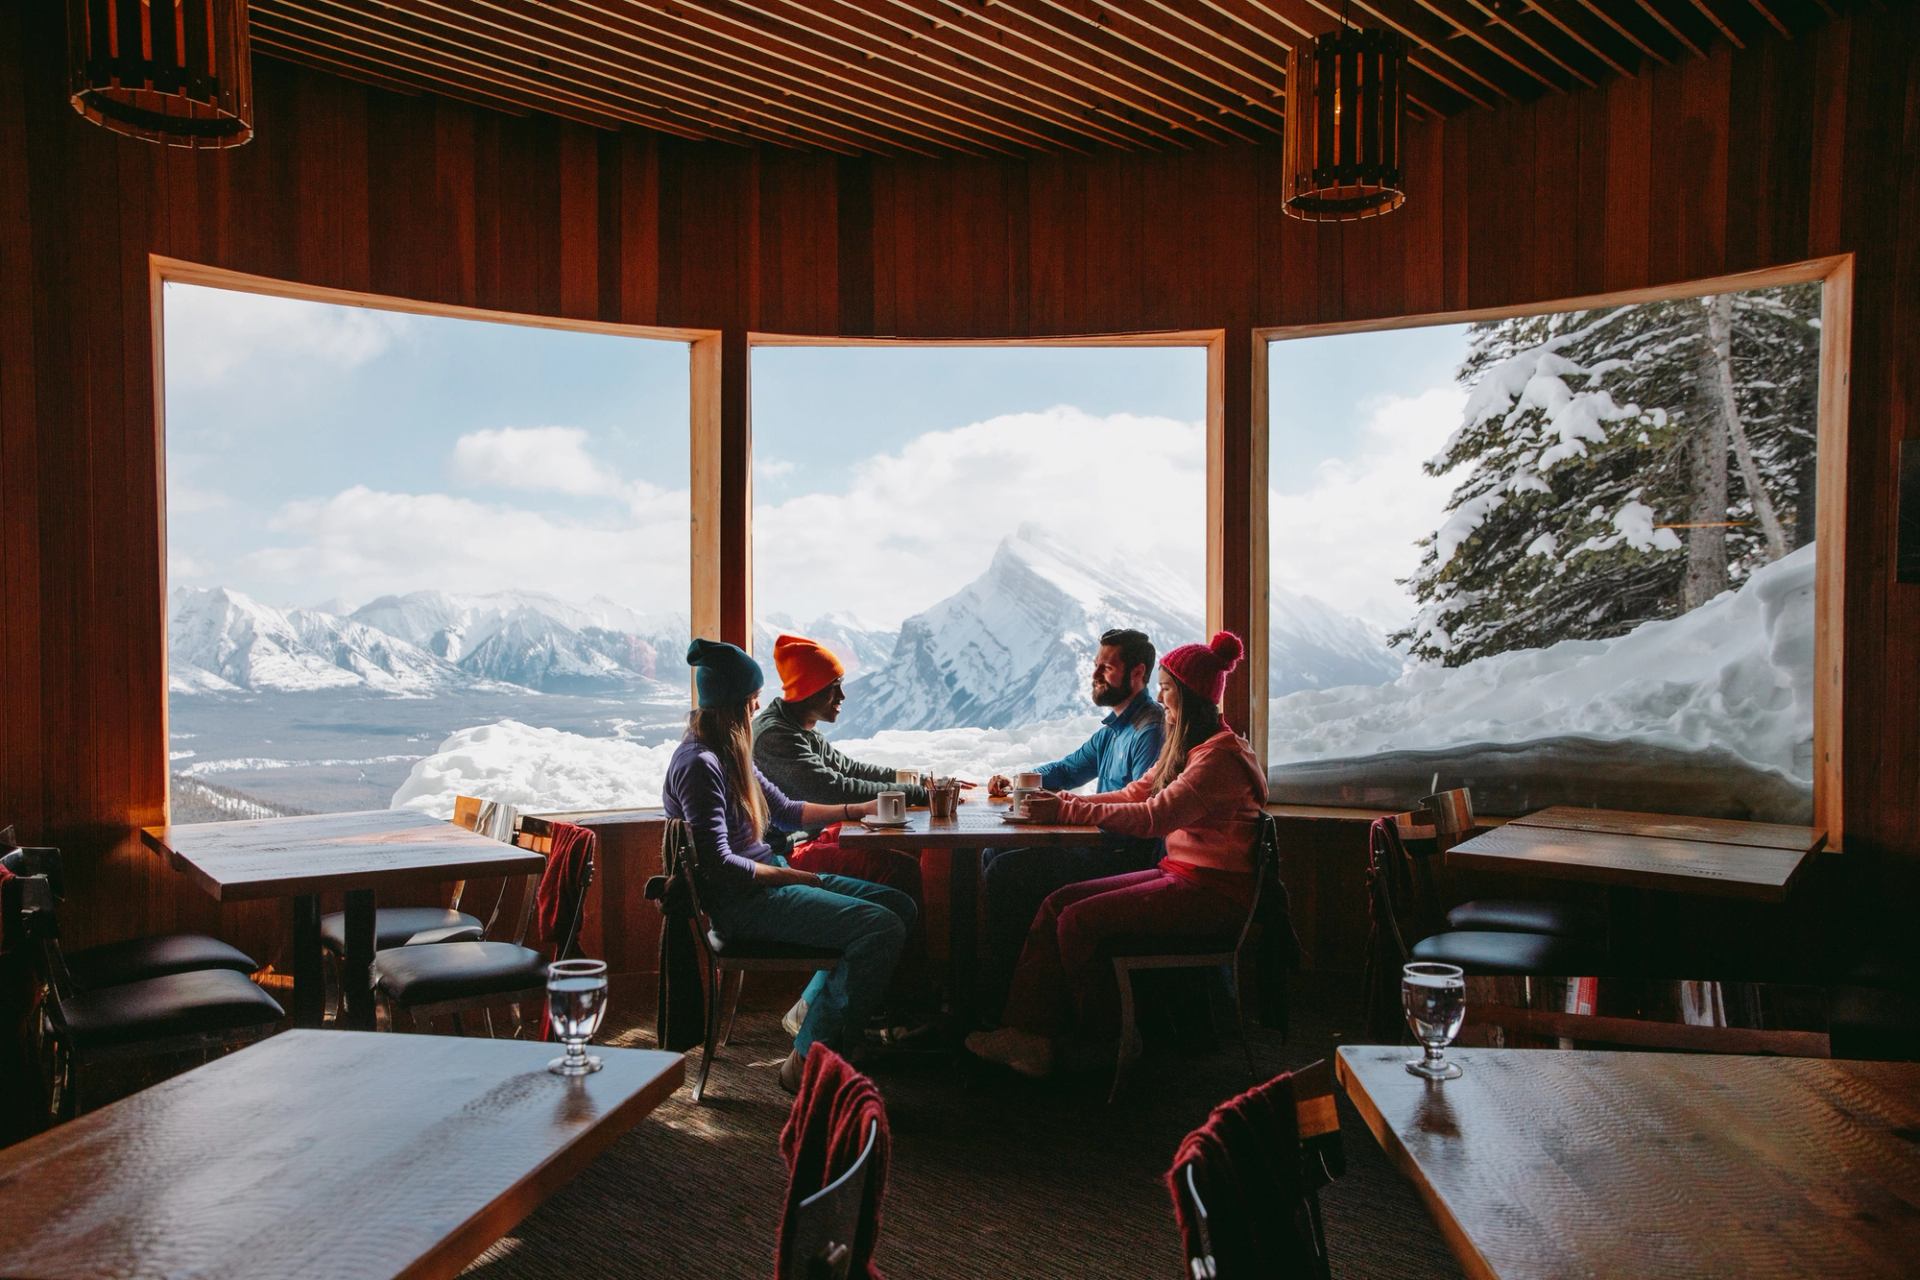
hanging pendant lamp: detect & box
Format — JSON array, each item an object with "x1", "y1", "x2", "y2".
[
  {"x1": 1282, "y1": 22, "x2": 1407, "y2": 222},
  {"x1": 67, "y1": 0, "x2": 254, "y2": 149}
]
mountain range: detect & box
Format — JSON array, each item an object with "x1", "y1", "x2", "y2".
[{"x1": 170, "y1": 528, "x2": 1401, "y2": 722}]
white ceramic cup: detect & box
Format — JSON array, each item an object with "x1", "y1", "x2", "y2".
[
  {"x1": 1015, "y1": 771, "x2": 1043, "y2": 790},
  {"x1": 894, "y1": 768, "x2": 918, "y2": 784},
  {"x1": 875, "y1": 791, "x2": 907, "y2": 823},
  {"x1": 1007, "y1": 788, "x2": 1034, "y2": 818}
]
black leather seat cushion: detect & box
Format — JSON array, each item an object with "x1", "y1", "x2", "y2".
[
  {"x1": 321, "y1": 907, "x2": 484, "y2": 954},
  {"x1": 1446, "y1": 898, "x2": 1600, "y2": 940},
  {"x1": 372, "y1": 941, "x2": 546, "y2": 1005},
  {"x1": 65, "y1": 933, "x2": 257, "y2": 990},
  {"x1": 59, "y1": 969, "x2": 284, "y2": 1049},
  {"x1": 705, "y1": 930, "x2": 842, "y2": 964},
  {"x1": 1411, "y1": 929, "x2": 1594, "y2": 976}
]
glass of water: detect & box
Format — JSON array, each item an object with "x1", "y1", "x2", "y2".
[
  {"x1": 1402, "y1": 961, "x2": 1466, "y2": 1080},
  {"x1": 547, "y1": 959, "x2": 609, "y2": 1077}
]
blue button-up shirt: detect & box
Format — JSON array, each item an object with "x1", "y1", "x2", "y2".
[{"x1": 1037, "y1": 689, "x2": 1165, "y2": 794}]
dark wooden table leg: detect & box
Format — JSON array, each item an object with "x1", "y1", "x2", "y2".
[
  {"x1": 342, "y1": 889, "x2": 377, "y2": 1031},
  {"x1": 948, "y1": 847, "x2": 979, "y2": 1030},
  {"x1": 291, "y1": 895, "x2": 324, "y2": 1029}
]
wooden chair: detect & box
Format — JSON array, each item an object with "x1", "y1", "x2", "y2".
[
  {"x1": 1172, "y1": 1060, "x2": 1343, "y2": 1280},
  {"x1": 1419, "y1": 789, "x2": 1600, "y2": 940},
  {"x1": 1107, "y1": 814, "x2": 1300, "y2": 1105},
  {"x1": 1363, "y1": 816, "x2": 1592, "y2": 1040},
  {"x1": 662, "y1": 819, "x2": 843, "y2": 1103},
  {"x1": 3, "y1": 845, "x2": 283, "y2": 1119},
  {"x1": 372, "y1": 814, "x2": 593, "y2": 1035},
  {"x1": 780, "y1": 1118, "x2": 881, "y2": 1280}
]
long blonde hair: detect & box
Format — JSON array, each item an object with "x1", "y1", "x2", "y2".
[
  {"x1": 1148, "y1": 675, "x2": 1223, "y2": 793},
  {"x1": 688, "y1": 701, "x2": 768, "y2": 841}
]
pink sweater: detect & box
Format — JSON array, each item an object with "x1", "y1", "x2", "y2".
[{"x1": 1057, "y1": 729, "x2": 1266, "y2": 881}]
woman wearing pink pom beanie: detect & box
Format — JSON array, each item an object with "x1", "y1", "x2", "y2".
[{"x1": 965, "y1": 631, "x2": 1267, "y2": 1080}]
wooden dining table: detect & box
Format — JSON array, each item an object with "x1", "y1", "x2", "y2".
[
  {"x1": 141, "y1": 808, "x2": 545, "y2": 1029},
  {"x1": 0, "y1": 1030, "x2": 684, "y2": 1280},
  {"x1": 1336, "y1": 1044, "x2": 1920, "y2": 1279},
  {"x1": 1445, "y1": 805, "x2": 1825, "y2": 903},
  {"x1": 838, "y1": 796, "x2": 1106, "y2": 1022}
]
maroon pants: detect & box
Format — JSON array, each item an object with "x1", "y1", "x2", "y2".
[
  {"x1": 1001, "y1": 866, "x2": 1247, "y2": 1040},
  {"x1": 789, "y1": 842, "x2": 932, "y2": 1010}
]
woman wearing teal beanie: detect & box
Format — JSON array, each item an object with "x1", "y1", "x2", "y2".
[{"x1": 662, "y1": 639, "x2": 918, "y2": 1092}]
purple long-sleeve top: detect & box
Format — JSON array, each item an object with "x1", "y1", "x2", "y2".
[{"x1": 661, "y1": 734, "x2": 807, "y2": 907}]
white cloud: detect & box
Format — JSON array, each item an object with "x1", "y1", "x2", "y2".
[
  {"x1": 1268, "y1": 385, "x2": 1464, "y2": 632},
  {"x1": 247, "y1": 484, "x2": 690, "y2": 609},
  {"x1": 163, "y1": 282, "x2": 411, "y2": 392},
  {"x1": 451, "y1": 426, "x2": 623, "y2": 498},
  {"x1": 755, "y1": 456, "x2": 797, "y2": 479},
  {"x1": 752, "y1": 406, "x2": 1207, "y2": 627}
]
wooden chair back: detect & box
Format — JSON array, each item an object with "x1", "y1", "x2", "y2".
[
  {"x1": 782, "y1": 1119, "x2": 881, "y2": 1280},
  {"x1": 1421, "y1": 788, "x2": 1475, "y2": 853}
]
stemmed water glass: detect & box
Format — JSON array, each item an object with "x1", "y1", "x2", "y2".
[
  {"x1": 547, "y1": 958, "x2": 608, "y2": 1076},
  {"x1": 1402, "y1": 961, "x2": 1466, "y2": 1080}
]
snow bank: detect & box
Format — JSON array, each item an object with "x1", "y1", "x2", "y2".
[
  {"x1": 1269, "y1": 543, "x2": 1816, "y2": 782},
  {"x1": 390, "y1": 714, "x2": 1107, "y2": 816}
]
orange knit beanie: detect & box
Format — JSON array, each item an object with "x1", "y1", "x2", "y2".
[{"x1": 773, "y1": 633, "x2": 846, "y2": 703}]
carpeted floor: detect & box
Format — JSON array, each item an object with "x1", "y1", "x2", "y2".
[{"x1": 462, "y1": 974, "x2": 1464, "y2": 1279}]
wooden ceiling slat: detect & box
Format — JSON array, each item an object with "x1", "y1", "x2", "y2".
[
  {"x1": 1242, "y1": 0, "x2": 1507, "y2": 108},
  {"x1": 264, "y1": 0, "x2": 931, "y2": 156},
  {"x1": 578, "y1": 0, "x2": 1097, "y2": 155},
  {"x1": 249, "y1": 12, "x2": 705, "y2": 137},
  {"x1": 1526, "y1": 0, "x2": 1644, "y2": 77},
  {"x1": 253, "y1": 44, "x2": 435, "y2": 104},
  {"x1": 1688, "y1": 0, "x2": 1749, "y2": 47},
  {"x1": 1635, "y1": 0, "x2": 1711, "y2": 56},
  {"x1": 1744, "y1": 0, "x2": 1796, "y2": 37},
  {"x1": 1435, "y1": 0, "x2": 1602, "y2": 89},
  {"x1": 371, "y1": 0, "x2": 999, "y2": 158},
  {"x1": 1200, "y1": 0, "x2": 1485, "y2": 112},
  {"x1": 1311, "y1": 0, "x2": 1555, "y2": 100},
  {"x1": 719, "y1": 0, "x2": 1187, "y2": 150},
  {"x1": 867, "y1": 0, "x2": 1266, "y2": 145},
  {"x1": 1571, "y1": 0, "x2": 1677, "y2": 63}
]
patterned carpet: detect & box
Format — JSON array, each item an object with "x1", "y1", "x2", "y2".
[{"x1": 462, "y1": 974, "x2": 1464, "y2": 1279}]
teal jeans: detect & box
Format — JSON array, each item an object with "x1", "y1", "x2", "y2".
[{"x1": 707, "y1": 868, "x2": 915, "y2": 1053}]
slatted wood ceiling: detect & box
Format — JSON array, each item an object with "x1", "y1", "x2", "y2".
[{"x1": 247, "y1": 0, "x2": 1854, "y2": 155}]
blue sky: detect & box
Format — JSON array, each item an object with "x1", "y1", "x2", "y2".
[{"x1": 164, "y1": 281, "x2": 1471, "y2": 632}]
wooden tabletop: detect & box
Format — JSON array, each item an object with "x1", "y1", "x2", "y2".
[
  {"x1": 141, "y1": 808, "x2": 546, "y2": 901},
  {"x1": 1508, "y1": 805, "x2": 1825, "y2": 853},
  {"x1": 836, "y1": 798, "x2": 1105, "y2": 849},
  {"x1": 1444, "y1": 823, "x2": 1812, "y2": 902},
  {"x1": 0, "y1": 1030, "x2": 684, "y2": 1280},
  {"x1": 1335, "y1": 1046, "x2": 1920, "y2": 1280}
]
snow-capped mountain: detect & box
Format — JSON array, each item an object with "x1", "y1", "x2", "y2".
[
  {"x1": 755, "y1": 611, "x2": 899, "y2": 681},
  {"x1": 833, "y1": 527, "x2": 1400, "y2": 736},
  {"x1": 170, "y1": 587, "x2": 467, "y2": 694}
]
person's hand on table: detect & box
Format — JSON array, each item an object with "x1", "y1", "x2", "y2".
[
  {"x1": 987, "y1": 774, "x2": 1012, "y2": 797},
  {"x1": 1022, "y1": 790, "x2": 1064, "y2": 822},
  {"x1": 755, "y1": 862, "x2": 821, "y2": 888}
]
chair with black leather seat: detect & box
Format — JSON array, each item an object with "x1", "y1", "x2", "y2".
[
  {"x1": 1417, "y1": 791, "x2": 1602, "y2": 941},
  {"x1": 372, "y1": 815, "x2": 592, "y2": 1035},
  {"x1": 1363, "y1": 815, "x2": 1595, "y2": 1040},
  {"x1": 662, "y1": 819, "x2": 843, "y2": 1104},
  {"x1": 1105, "y1": 814, "x2": 1302, "y2": 1104},
  {"x1": 3, "y1": 845, "x2": 283, "y2": 1119}
]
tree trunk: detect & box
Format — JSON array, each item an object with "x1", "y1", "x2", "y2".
[
  {"x1": 1685, "y1": 309, "x2": 1731, "y2": 610},
  {"x1": 1708, "y1": 293, "x2": 1790, "y2": 562}
]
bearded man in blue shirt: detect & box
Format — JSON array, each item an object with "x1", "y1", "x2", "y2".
[{"x1": 977, "y1": 627, "x2": 1165, "y2": 1021}]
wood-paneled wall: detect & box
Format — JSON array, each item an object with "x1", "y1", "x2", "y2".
[{"x1": 2, "y1": 3, "x2": 1915, "y2": 956}]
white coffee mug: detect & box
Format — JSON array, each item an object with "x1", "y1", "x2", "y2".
[
  {"x1": 875, "y1": 791, "x2": 907, "y2": 823},
  {"x1": 894, "y1": 768, "x2": 918, "y2": 784},
  {"x1": 1007, "y1": 788, "x2": 1034, "y2": 818},
  {"x1": 1015, "y1": 771, "x2": 1043, "y2": 791}
]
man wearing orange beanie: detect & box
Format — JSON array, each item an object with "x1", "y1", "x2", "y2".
[{"x1": 753, "y1": 633, "x2": 936, "y2": 1033}]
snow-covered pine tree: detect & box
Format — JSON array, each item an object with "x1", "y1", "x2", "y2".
[{"x1": 1393, "y1": 283, "x2": 1820, "y2": 666}]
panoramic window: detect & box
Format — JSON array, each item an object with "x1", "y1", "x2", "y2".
[
  {"x1": 162, "y1": 281, "x2": 693, "y2": 821},
  {"x1": 749, "y1": 344, "x2": 1207, "y2": 781},
  {"x1": 1265, "y1": 283, "x2": 1824, "y2": 822}
]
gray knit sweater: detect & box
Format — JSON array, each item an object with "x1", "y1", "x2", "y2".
[{"x1": 750, "y1": 698, "x2": 929, "y2": 816}]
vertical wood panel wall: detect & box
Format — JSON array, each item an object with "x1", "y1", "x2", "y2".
[{"x1": 2, "y1": 4, "x2": 1915, "y2": 950}]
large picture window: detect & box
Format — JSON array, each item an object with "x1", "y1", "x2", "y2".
[
  {"x1": 749, "y1": 343, "x2": 1207, "y2": 781},
  {"x1": 162, "y1": 279, "x2": 694, "y2": 820},
  {"x1": 1264, "y1": 282, "x2": 1827, "y2": 822}
]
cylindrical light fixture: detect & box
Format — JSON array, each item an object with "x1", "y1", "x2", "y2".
[
  {"x1": 1282, "y1": 26, "x2": 1407, "y2": 222},
  {"x1": 67, "y1": 0, "x2": 254, "y2": 148}
]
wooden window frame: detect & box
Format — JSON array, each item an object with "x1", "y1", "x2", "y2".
[{"x1": 1255, "y1": 256, "x2": 1853, "y2": 848}]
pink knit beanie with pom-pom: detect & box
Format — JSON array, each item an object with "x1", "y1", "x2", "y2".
[{"x1": 1159, "y1": 631, "x2": 1245, "y2": 705}]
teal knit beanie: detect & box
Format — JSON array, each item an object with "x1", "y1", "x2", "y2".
[{"x1": 686, "y1": 638, "x2": 764, "y2": 708}]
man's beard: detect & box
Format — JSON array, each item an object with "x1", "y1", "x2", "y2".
[{"x1": 1091, "y1": 681, "x2": 1130, "y2": 708}]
